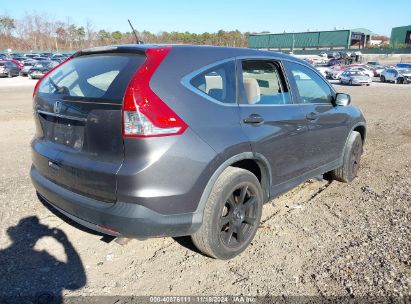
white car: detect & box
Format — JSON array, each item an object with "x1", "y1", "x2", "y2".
[
  {"x1": 339, "y1": 71, "x2": 372, "y2": 86},
  {"x1": 332, "y1": 66, "x2": 373, "y2": 80},
  {"x1": 315, "y1": 66, "x2": 330, "y2": 77},
  {"x1": 380, "y1": 68, "x2": 411, "y2": 84},
  {"x1": 346, "y1": 67, "x2": 374, "y2": 78}
]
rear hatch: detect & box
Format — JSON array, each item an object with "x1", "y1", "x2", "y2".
[{"x1": 32, "y1": 51, "x2": 145, "y2": 203}]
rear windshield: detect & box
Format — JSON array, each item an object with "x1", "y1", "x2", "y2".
[{"x1": 38, "y1": 53, "x2": 145, "y2": 103}]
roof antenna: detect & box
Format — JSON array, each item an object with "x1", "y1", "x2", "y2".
[{"x1": 128, "y1": 19, "x2": 144, "y2": 44}]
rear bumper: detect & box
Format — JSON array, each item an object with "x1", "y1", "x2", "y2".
[{"x1": 31, "y1": 165, "x2": 200, "y2": 238}]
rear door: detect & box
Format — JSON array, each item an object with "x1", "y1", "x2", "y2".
[
  {"x1": 32, "y1": 53, "x2": 145, "y2": 202},
  {"x1": 237, "y1": 59, "x2": 312, "y2": 186}
]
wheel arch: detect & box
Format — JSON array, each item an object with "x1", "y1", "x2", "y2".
[
  {"x1": 353, "y1": 124, "x2": 366, "y2": 143},
  {"x1": 338, "y1": 122, "x2": 366, "y2": 163},
  {"x1": 192, "y1": 152, "x2": 272, "y2": 225}
]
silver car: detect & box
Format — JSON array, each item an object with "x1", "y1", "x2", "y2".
[{"x1": 339, "y1": 70, "x2": 372, "y2": 86}]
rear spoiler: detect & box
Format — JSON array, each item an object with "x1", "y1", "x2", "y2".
[{"x1": 73, "y1": 45, "x2": 148, "y2": 58}]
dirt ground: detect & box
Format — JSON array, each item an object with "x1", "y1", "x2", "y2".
[{"x1": 0, "y1": 75, "x2": 409, "y2": 301}]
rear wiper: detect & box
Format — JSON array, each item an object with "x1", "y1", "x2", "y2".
[{"x1": 49, "y1": 78, "x2": 70, "y2": 95}]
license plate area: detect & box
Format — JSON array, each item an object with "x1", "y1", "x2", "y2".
[{"x1": 39, "y1": 113, "x2": 85, "y2": 150}]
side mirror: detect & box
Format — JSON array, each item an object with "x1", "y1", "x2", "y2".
[{"x1": 335, "y1": 93, "x2": 351, "y2": 106}]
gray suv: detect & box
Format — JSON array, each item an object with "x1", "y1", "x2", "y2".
[{"x1": 31, "y1": 45, "x2": 366, "y2": 259}]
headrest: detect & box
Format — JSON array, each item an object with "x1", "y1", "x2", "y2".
[{"x1": 243, "y1": 78, "x2": 260, "y2": 104}]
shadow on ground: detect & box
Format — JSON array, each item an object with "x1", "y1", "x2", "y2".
[{"x1": 0, "y1": 216, "x2": 86, "y2": 304}]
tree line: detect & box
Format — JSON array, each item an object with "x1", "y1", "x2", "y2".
[{"x1": 0, "y1": 13, "x2": 251, "y2": 52}]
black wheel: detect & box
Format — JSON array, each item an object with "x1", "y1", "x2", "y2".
[
  {"x1": 380, "y1": 76, "x2": 385, "y2": 83},
  {"x1": 349, "y1": 80, "x2": 353, "y2": 86},
  {"x1": 191, "y1": 167, "x2": 263, "y2": 259},
  {"x1": 7, "y1": 71, "x2": 12, "y2": 78},
  {"x1": 396, "y1": 78, "x2": 403, "y2": 84},
  {"x1": 328, "y1": 131, "x2": 363, "y2": 183}
]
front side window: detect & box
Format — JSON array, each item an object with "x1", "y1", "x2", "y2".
[
  {"x1": 287, "y1": 62, "x2": 334, "y2": 104},
  {"x1": 190, "y1": 61, "x2": 236, "y2": 104},
  {"x1": 239, "y1": 60, "x2": 291, "y2": 105}
]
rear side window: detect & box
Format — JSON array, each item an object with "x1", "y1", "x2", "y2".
[
  {"x1": 38, "y1": 54, "x2": 145, "y2": 103},
  {"x1": 239, "y1": 60, "x2": 291, "y2": 105},
  {"x1": 190, "y1": 61, "x2": 236, "y2": 104}
]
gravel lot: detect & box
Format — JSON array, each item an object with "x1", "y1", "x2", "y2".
[{"x1": 0, "y1": 75, "x2": 409, "y2": 301}]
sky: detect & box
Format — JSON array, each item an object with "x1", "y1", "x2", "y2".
[{"x1": 1, "y1": 0, "x2": 410, "y2": 36}]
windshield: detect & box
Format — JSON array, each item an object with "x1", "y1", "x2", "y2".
[
  {"x1": 347, "y1": 71, "x2": 365, "y2": 76},
  {"x1": 399, "y1": 69, "x2": 411, "y2": 74}
]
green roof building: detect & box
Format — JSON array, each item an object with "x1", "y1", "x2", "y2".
[
  {"x1": 390, "y1": 25, "x2": 411, "y2": 47},
  {"x1": 248, "y1": 29, "x2": 373, "y2": 50}
]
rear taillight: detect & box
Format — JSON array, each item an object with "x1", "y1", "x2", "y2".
[
  {"x1": 32, "y1": 57, "x2": 72, "y2": 97},
  {"x1": 122, "y1": 47, "x2": 187, "y2": 138}
]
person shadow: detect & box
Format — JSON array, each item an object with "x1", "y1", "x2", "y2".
[{"x1": 0, "y1": 216, "x2": 86, "y2": 304}]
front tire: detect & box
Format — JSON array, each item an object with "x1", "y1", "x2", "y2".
[
  {"x1": 192, "y1": 167, "x2": 263, "y2": 259},
  {"x1": 329, "y1": 131, "x2": 363, "y2": 183},
  {"x1": 380, "y1": 76, "x2": 385, "y2": 83}
]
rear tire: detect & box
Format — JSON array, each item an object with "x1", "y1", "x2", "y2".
[
  {"x1": 349, "y1": 80, "x2": 353, "y2": 86},
  {"x1": 7, "y1": 71, "x2": 12, "y2": 78},
  {"x1": 329, "y1": 131, "x2": 363, "y2": 183},
  {"x1": 380, "y1": 76, "x2": 385, "y2": 83},
  {"x1": 191, "y1": 167, "x2": 263, "y2": 259}
]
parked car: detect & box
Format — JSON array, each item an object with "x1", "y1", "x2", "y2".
[
  {"x1": 380, "y1": 68, "x2": 411, "y2": 84},
  {"x1": 330, "y1": 66, "x2": 373, "y2": 80},
  {"x1": 30, "y1": 45, "x2": 366, "y2": 259},
  {"x1": 3, "y1": 58, "x2": 24, "y2": 69},
  {"x1": 395, "y1": 63, "x2": 411, "y2": 69},
  {"x1": 339, "y1": 70, "x2": 372, "y2": 86},
  {"x1": 28, "y1": 61, "x2": 58, "y2": 79},
  {"x1": 346, "y1": 66, "x2": 374, "y2": 78},
  {"x1": 327, "y1": 51, "x2": 340, "y2": 59},
  {"x1": 23, "y1": 53, "x2": 40, "y2": 59},
  {"x1": 367, "y1": 65, "x2": 386, "y2": 77},
  {"x1": 319, "y1": 51, "x2": 328, "y2": 58},
  {"x1": 40, "y1": 52, "x2": 54, "y2": 58},
  {"x1": 326, "y1": 65, "x2": 347, "y2": 79},
  {"x1": 327, "y1": 58, "x2": 342, "y2": 66},
  {"x1": 0, "y1": 60, "x2": 21, "y2": 77},
  {"x1": 11, "y1": 56, "x2": 27, "y2": 64},
  {"x1": 32, "y1": 57, "x2": 49, "y2": 61},
  {"x1": 315, "y1": 66, "x2": 330, "y2": 77},
  {"x1": 20, "y1": 60, "x2": 38, "y2": 77},
  {"x1": 311, "y1": 56, "x2": 327, "y2": 65}
]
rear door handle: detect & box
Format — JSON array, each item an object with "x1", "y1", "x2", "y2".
[
  {"x1": 243, "y1": 114, "x2": 264, "y2": 125},
  {"x1": 306, "y1": 112, "x2": 318, "y2": 121}
]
